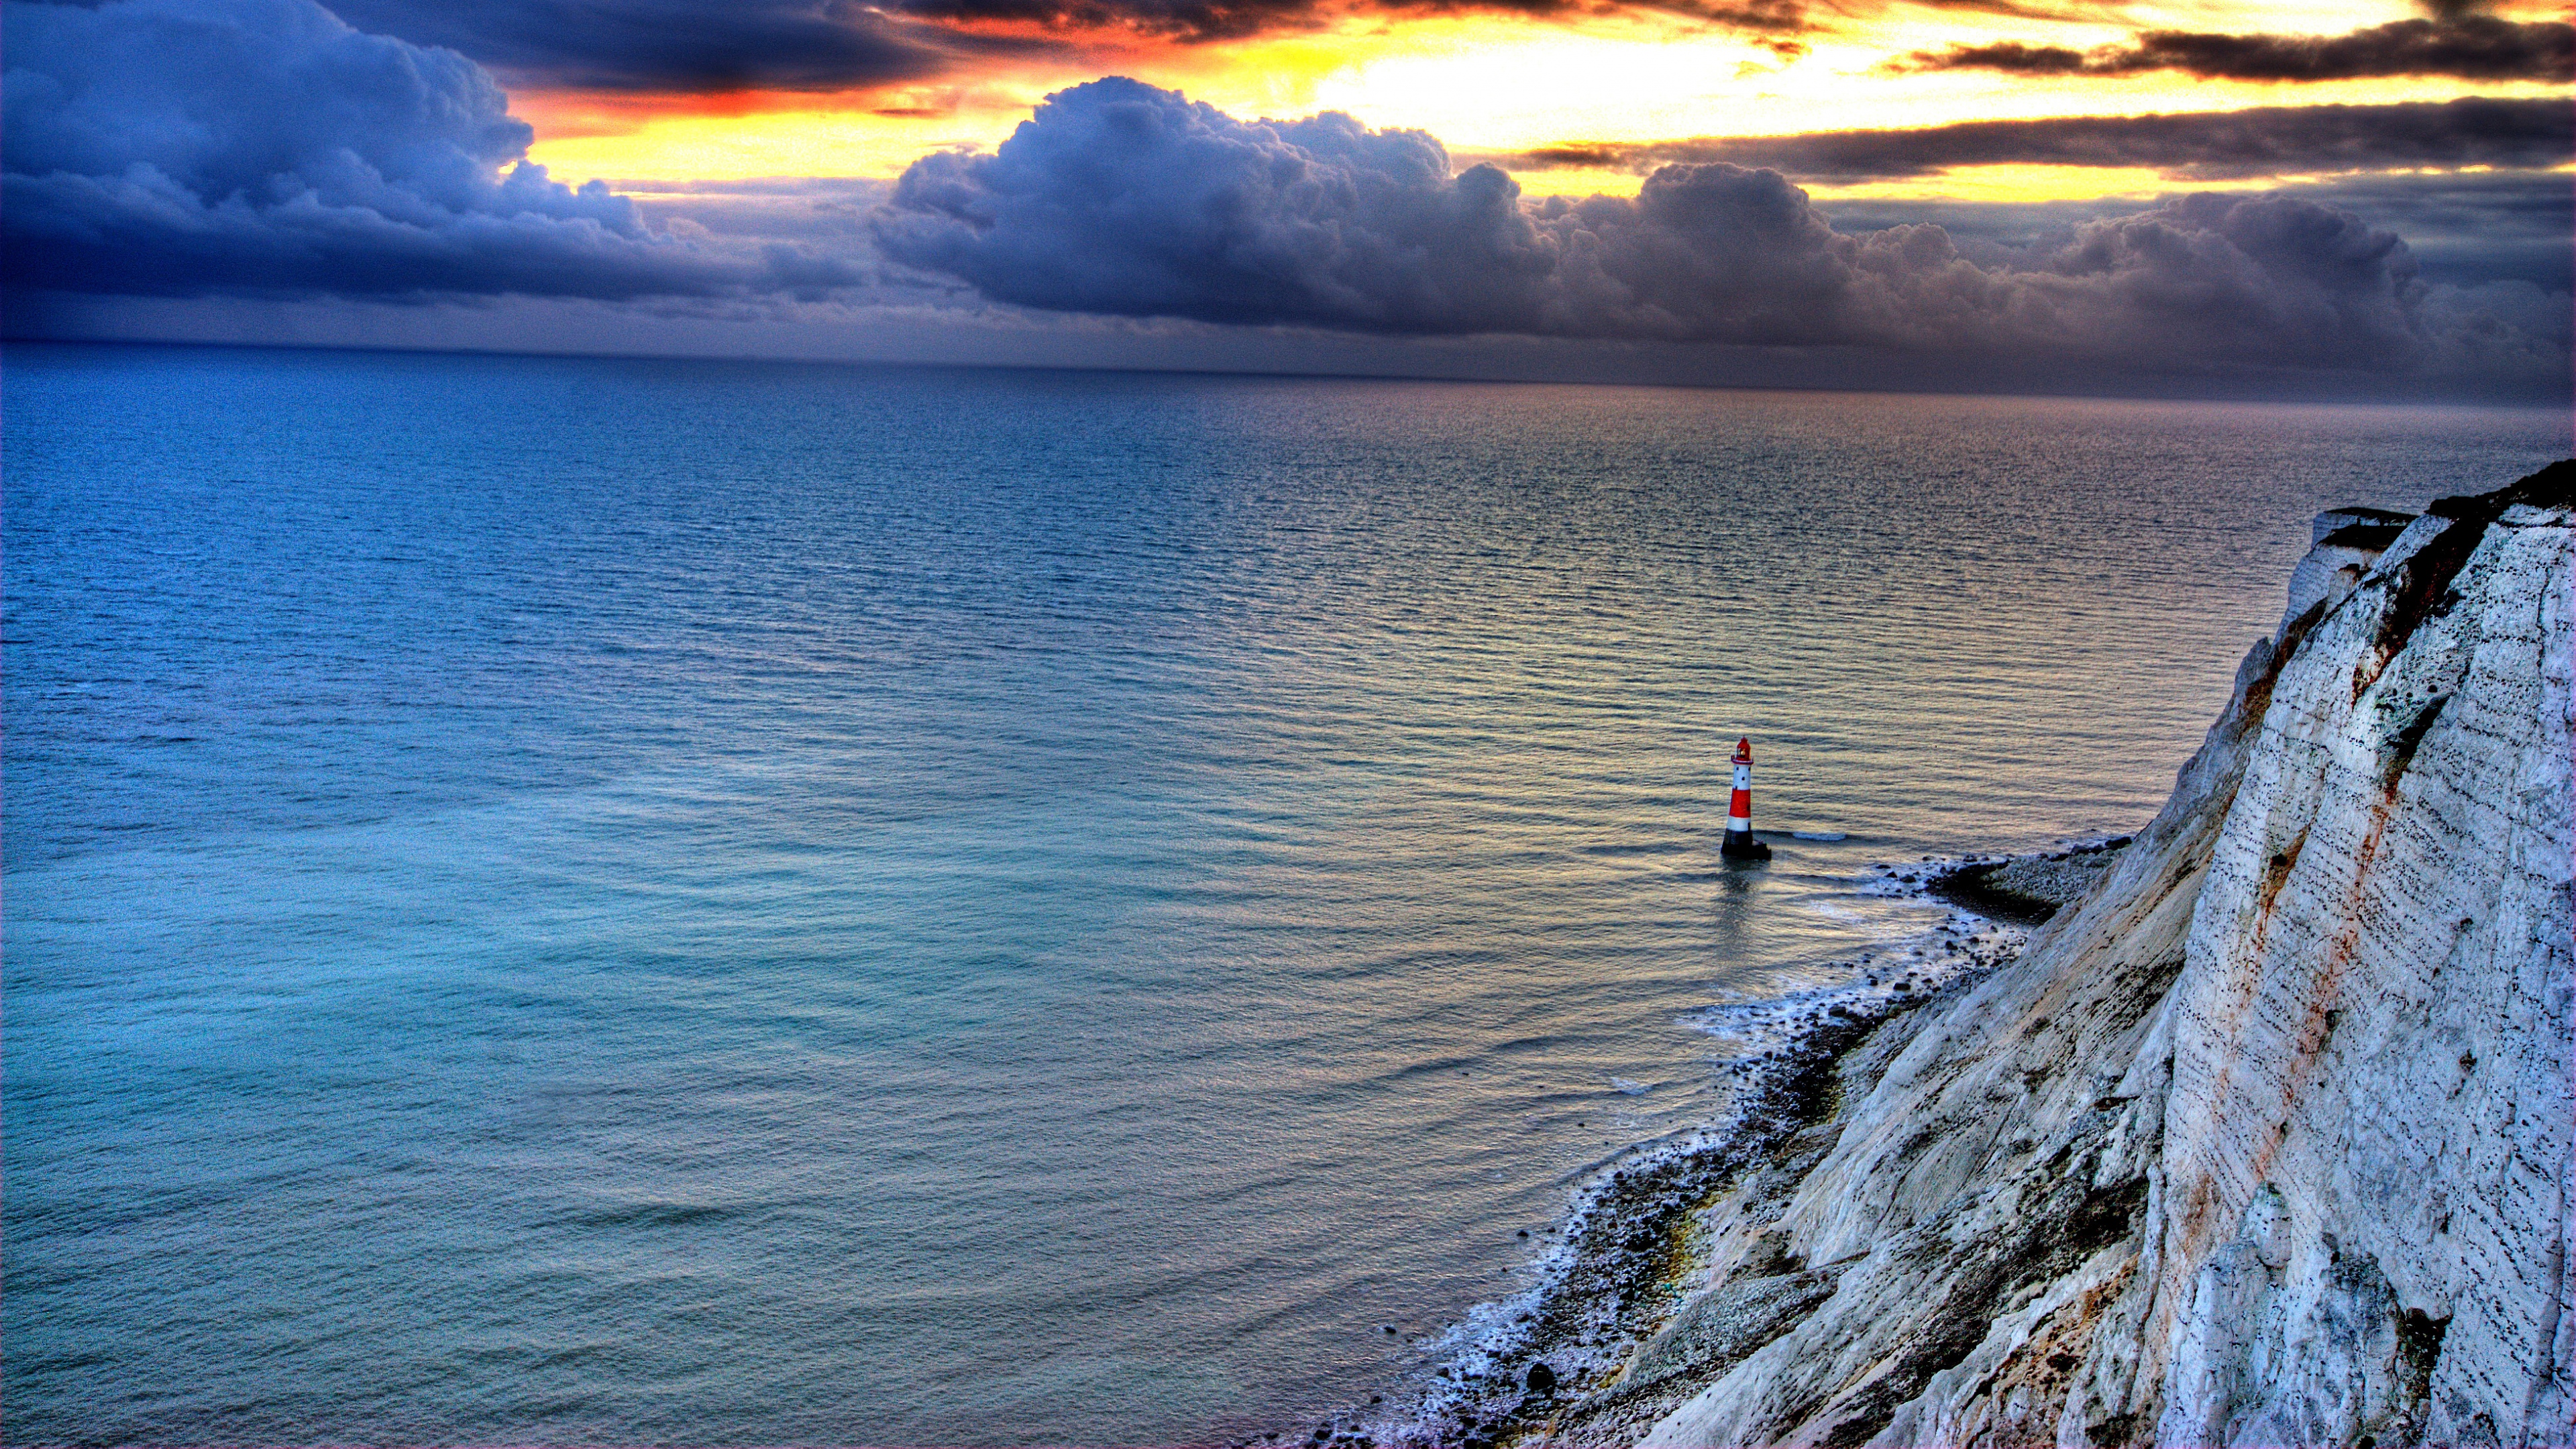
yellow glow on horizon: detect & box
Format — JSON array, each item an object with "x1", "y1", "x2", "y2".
[
  {"x1": 516, "y1": 0, "x2": 2567, "y2": 187},
  {"x1": 1299, "y1": 20, "x2": 1794, "y2": 149},
  {"x1": 517, "y1": 87, "x2": 1045, "y2": 179},
  {"x1": 1804, "y1": 165, "x2": 2192, "y2": 203}
]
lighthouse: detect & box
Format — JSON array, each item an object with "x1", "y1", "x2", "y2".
[{"x1": 1721, "y1": 736, "x2": 1771, "y2": 861}]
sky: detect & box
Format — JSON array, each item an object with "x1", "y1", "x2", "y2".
[{"x1": 3, "y1": 0, "x2": 2569, "y2": 397}]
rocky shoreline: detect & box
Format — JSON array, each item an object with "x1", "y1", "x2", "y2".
[
  {"x1": 1927, "y1": 839, "x2": 2132, "y2": 925},
  {"x1": 1252, "y1": 859, "x2": 2046, "y2": 1449},
  {"x1": 1272, "y1": 461, "x2": 2571, "y2": 1449}
]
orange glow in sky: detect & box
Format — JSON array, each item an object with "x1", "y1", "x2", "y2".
[{"x1": 516, "y1": 0, "x2": 2571, "y2": 195}]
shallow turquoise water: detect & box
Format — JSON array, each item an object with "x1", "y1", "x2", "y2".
[{"x1": 5, "y1": 343, "x2": 2565, "y2": 1443}]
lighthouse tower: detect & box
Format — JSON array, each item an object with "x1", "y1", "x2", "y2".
[{"x1": 1721, "y1": 736, "x2": 1771, "y2": 861}]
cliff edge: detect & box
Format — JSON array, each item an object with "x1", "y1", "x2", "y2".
[{"x1": 1562, "y1": 463, "x2": 2571, "y2": 1448}]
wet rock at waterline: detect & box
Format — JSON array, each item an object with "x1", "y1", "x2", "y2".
[
  {"x1": 1339, "y1": 462, "x2": 2572, "y2": 1449},
  {"x1": 1637, "y1": 463, "x2": 2573, "y2": 1448}
]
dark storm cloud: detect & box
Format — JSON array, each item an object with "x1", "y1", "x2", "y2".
[
  {"x1": 874, "y1": 79, "x2": 2567, "y2": 381},
  {"x1": 1492, "y1": 99, "x2": 2573, "y2": 182},
  {"x1": 2282, "y1": 171, "x2": 2572, "y2": 291},
  {"x1": 1, "y1": 0, "x2": 864, "y2": 299},
  {"x1": 323, "y1": 0, "x2": 1805, "y2": 74},
  {"x1": 321, "y1": 0, "x2": 961, "y2": 92},
  {"x1": 1900, "y1": 14, "x2": 2572, "y2": 82},
  {"x1": 888, "y1": 0, "x2": 1807, "y2": 42},
  {"x1": 1813, "y1": 172, "x2": 2573, "y2": 291}
]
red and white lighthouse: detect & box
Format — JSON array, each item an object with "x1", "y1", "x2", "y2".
[{"x1": 1721, "y1": 736, "x2": 1770, "y2": 860}]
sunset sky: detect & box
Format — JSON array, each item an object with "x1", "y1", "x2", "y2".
[
  {"x1": 4, "y1": 0, "x2": 2569, "y2": 395},
  {"x1": 489, "y1": 0, "x2": 2563, "y2": 197}
]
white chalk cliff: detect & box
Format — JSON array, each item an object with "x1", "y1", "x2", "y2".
[{"x1": 1587, "y1": 464, "x2": 2571, "y2": 1448}]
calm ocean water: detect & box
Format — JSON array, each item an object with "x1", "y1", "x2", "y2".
[{"x1": 5, "y1": 342, "x2": 2565, "y2": 1444}]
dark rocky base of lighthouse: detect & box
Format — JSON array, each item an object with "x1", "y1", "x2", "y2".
[{"x1": 1718, "y1": 833, "x2": 1770, "y2": 861}]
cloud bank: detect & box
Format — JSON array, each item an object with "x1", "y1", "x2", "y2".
[
  {"x1": 1902, "y1": 14, "x2": 2572, "y2": 82},
  {"x1": 321, "y1": 0, "x2": 967, "y2": 93},
  {"x1": 1, "y1": 0, "x2": 858, "y2": 299},
  {"x1": 874, "y1": 79, "x2": 2564, "y2": 383},
  {"x1": 1497, "y1": 99, "x2": 2573, "y2": 182},
  {"x1": 3, "y1": 2, "x2": 2564, "y2": 397}
]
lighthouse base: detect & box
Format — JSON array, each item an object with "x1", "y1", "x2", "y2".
[{"x1": 1720, "y1": 831, "x2": 1771, "y2": 861}]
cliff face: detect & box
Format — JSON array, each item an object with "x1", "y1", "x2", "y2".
[{"x1": 1599, "y1": 464, "x2": 2571, "y2": 1448}]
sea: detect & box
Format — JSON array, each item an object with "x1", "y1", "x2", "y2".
[{"x1": 5, "y1": 341, "x2": 2565, "y2": 1445}]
